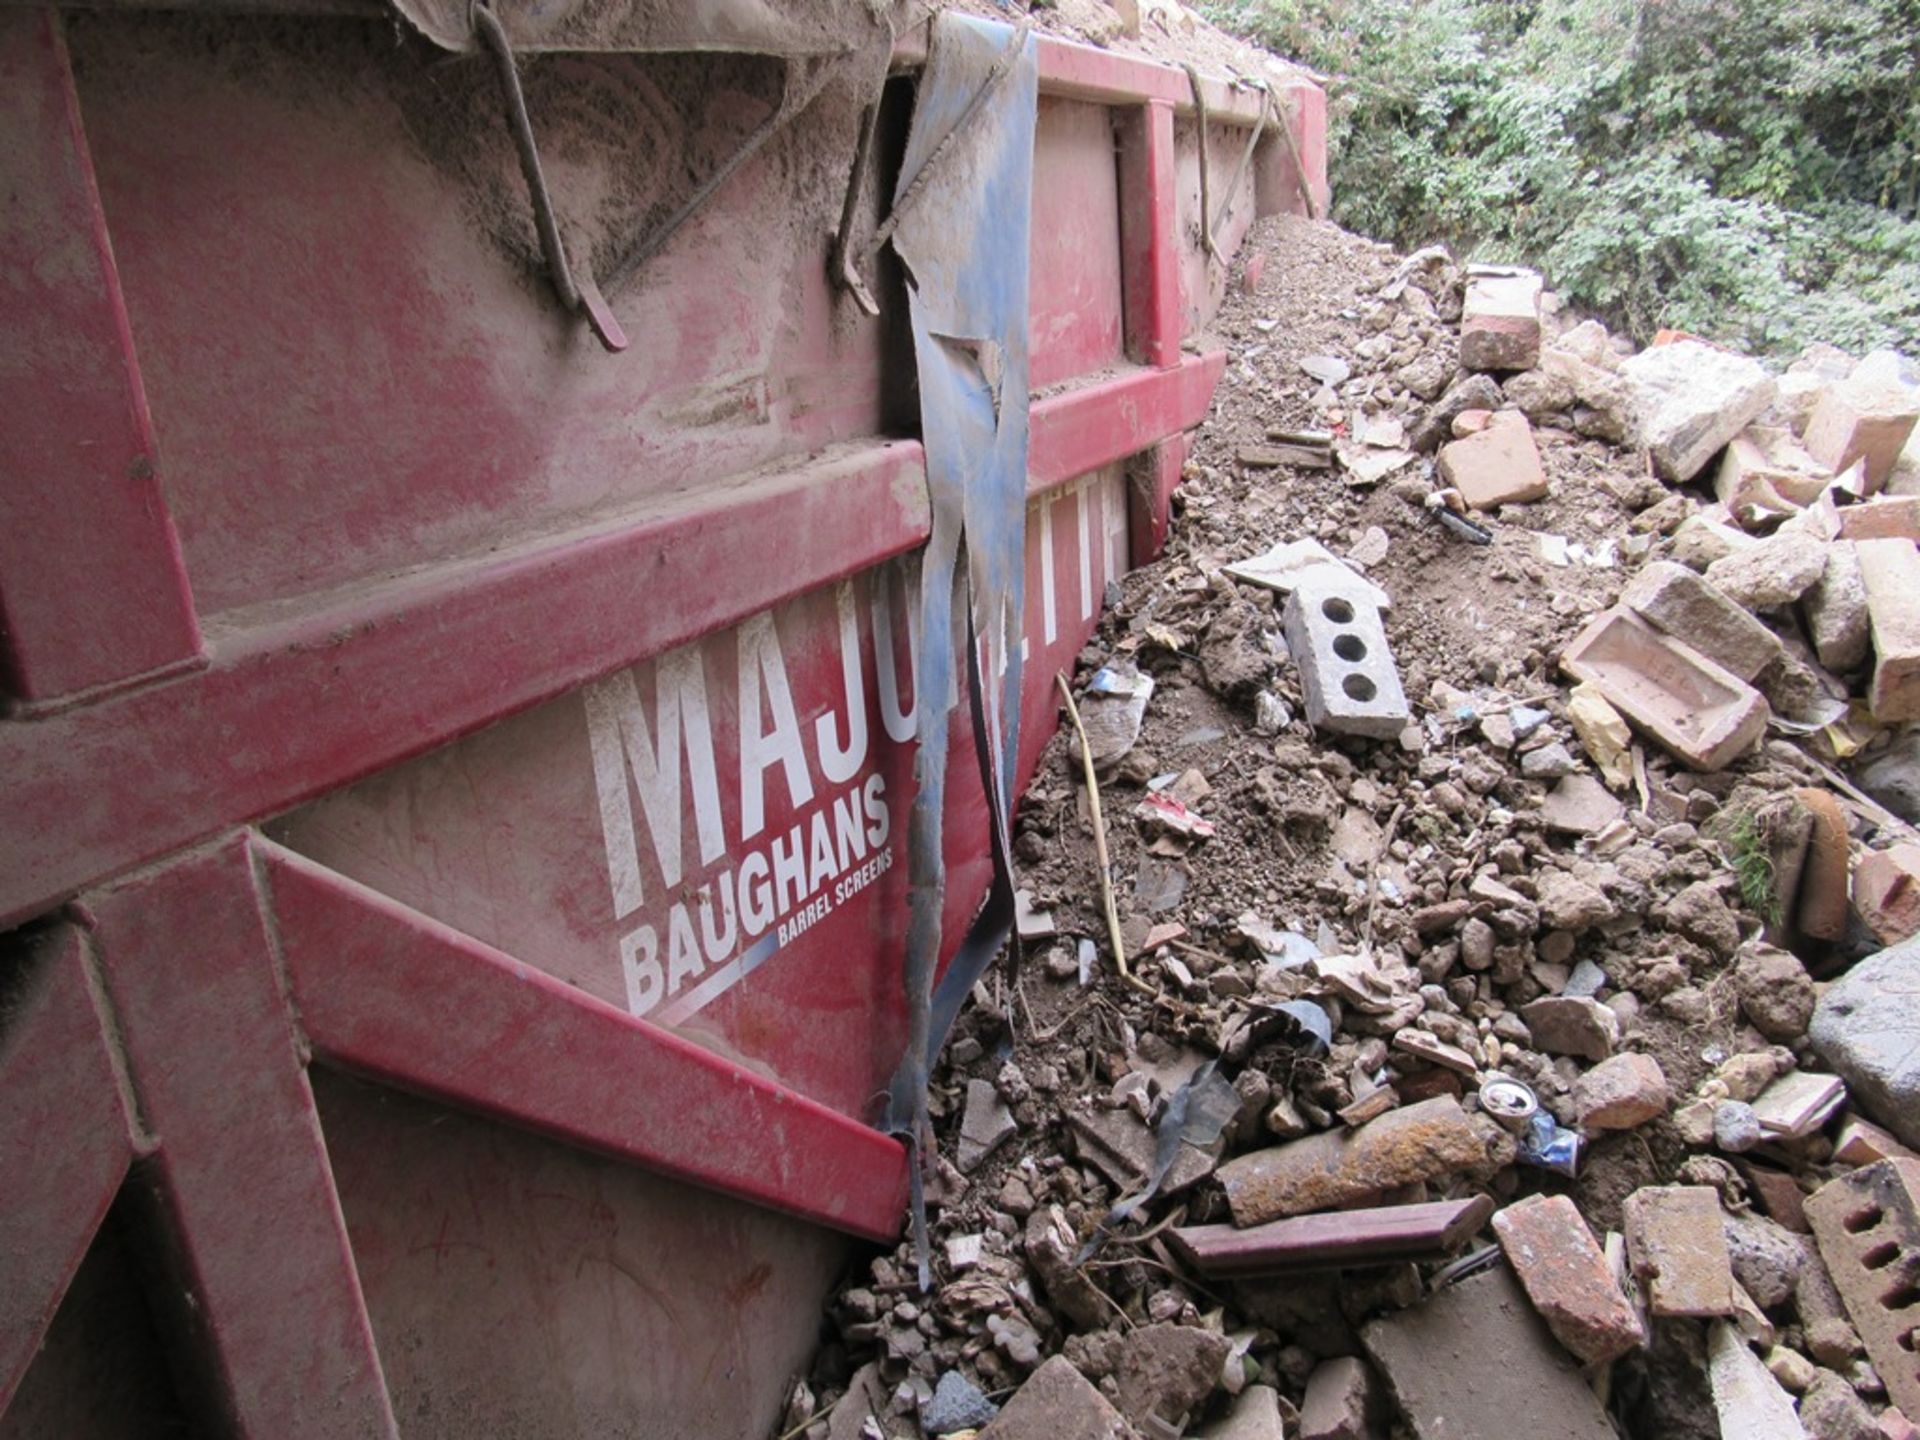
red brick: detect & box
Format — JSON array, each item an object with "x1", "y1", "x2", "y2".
[
  {"x1": 1806, "y1": 1158, "x2": 1920, "y2": 1419},
  {"x1": 1493, "y1": 1195, "x2": 1646, "y2": 1365},
  {"x1": 1716, "y1": 427, "x2": 1829, "y2": 524},
  {"x1": 1560, "y1": 608, "x2": 1768, "y2": 771},
  {"x1": 1795, "y1": 788, "x2": 1853, "y2": 943}
]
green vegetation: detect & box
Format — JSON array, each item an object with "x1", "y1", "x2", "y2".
[
  {"x1": 1205, "y1": 0, "x2": 1920, "y2": 357},
  {"x1": 1727, "y1": 809, "x2": 1783, "y2": 929}
]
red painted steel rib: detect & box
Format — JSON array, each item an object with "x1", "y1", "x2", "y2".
[
  {"x1": 0, "y1": 356, "x2": 1222, "y2": 929},
  {"x1": 256, "y1": 838, "x2": 914, "y2": 1244},
  {"x1": 0, "y1": 10, "x2": 202, "y2": 706},
  {"x1": 0, "y1": 925, "x2": 138, "y2": 1414},
  {"x1": 1118, "y1": 99, "x2": 1184, "y2": 369},
  {"x1": 87, "y1": 840, "x2": 399, "y2": 1440}
]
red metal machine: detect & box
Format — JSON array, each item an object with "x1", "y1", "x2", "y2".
[{"x1": 0, "y1": 5, "x2": 1326, "y2": 1433}]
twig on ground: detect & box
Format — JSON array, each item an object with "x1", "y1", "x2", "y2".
[{"x1": 1056, "y1": 673, "x2": 1156, "y2": 995}]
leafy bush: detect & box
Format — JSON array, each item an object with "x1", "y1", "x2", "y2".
[{"x1": 1206, "y1": 0, "x2": 1920, "y2": 356}]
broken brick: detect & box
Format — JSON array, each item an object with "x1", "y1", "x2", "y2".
[
  {"x1": 1804, "y1": 364, "x2": 1920, "y2": 492},
  {"x1": 1805, "y1": 1159, "x2": 1920, "y2": 1418},
  {"x1": 1297, "y1": 1358, "x2": 1382, "y2": 1440},
  {"x1": 1716, "y1": 426, "x2": 1830, "y2": 524},
  {"x1": 1492, "y1": 1194, "x2": 1645, "y2": 1365},
  {"x1": 1794, "y1": 787, "x2": 1853, "y2": 943},
  {"x1": 1619, "y1": 558, "x2": 1782, "y2": 682},
  {"x1": 1836, "y1": 496, "x2": 1920, "y2": 542},
  {"x1": 1458, "y1": 268, "x2": 1543, "y2": 373},
  {"x1": 1804, "y1": 541, "x2": 1873, "y2": 673},
  {"x1": 1859, "y1": 538, "x2": 1920, "y2": 722},
  {"x1": 1854, "y1": 843, "x2": 1920, "y2": 946},
  {"x1": 1624, "y1": 1185, "x2": 1737, "y2": 1318},
  {"x1": 1435, "y1": 410, "x2": 1549, "y2": 509}
]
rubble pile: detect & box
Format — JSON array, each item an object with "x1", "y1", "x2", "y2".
[{"x1": 786, "y1": 216, "x2": 1920, "y2": 1440}]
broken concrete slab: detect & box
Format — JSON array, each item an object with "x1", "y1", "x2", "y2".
[
  {"x1": 977, "y1": 1356, "x2": 1137, "y2": 1440},
  {"x1": 1620, "y1": 339, "x2": 1778, "y2": 482},
  {"x1": 1459, "y1": 267, "x2": 1543, "y2": 373},
  {"x1": 1857, "y1": 537, "x2": 1920, "y2": 722},
  {"x1": 1620, "y1": 558, "x2": 1783, "y2": 681},
  {"x1": 1297, "y1": 1358, "x2": 1382, "y2": 1440},
  {"x1": 1492, "y1": 1194, "x2": 1646, "y2": 1365},
  {"x1": 1707, "y1": 1320, "x2": 1808, "y2": 1440},
  {"x1": 1805, "y1": 1159, "x2": 1920, "y2": 1418},
  {"x1": 1170, "y1": 1195, "x2": 1493, "y2": 1276},
  {"x1": 1809, "y1": 934, "x2": 1920, "y2": 1149},
  {"x1": 1359, "y1": 1266, "x2": 1618, "y2": 1440},
  {"x1": 1216, "y1": 1096, "x2": 1488, "y2": 1225},
  {"x1": 1283, "y1": 571, "x2": 1410, "y2": 739},
  {"x1": 1624, "y1": 1185, "x2": 1738, "y2": 1318},
  {"x1": 1436, "y1": 409, "x2": 1549, "y2": 510},
  {"x1": 1560, "y1": 607, "x2": 1768, "y2": 770}
]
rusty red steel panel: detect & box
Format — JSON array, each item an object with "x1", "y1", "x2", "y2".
[
  {"x1": 1118, "y1": 98, "x2": 1184, "y2": 369},
  {"x1": 0, "y1": 9, "x2": 201, "y2": 707},
  {"x1": 85, "y1": 839, "x2": 399, "y2": 1439},
  {"x1": 1129, "y1": 435, "x2": 1189, "y2": 568},
  {"x1": 0, "y1": 359, "x2": 1218, "y2": 931},
  {"x1": 1029, "y1": 95, "x2": 1127, "y2": 390},
  {"x1": 258, "y1": 838, "x2": 913, "y2": 1242},
  {"x1": 0, "y1": 925, "x2": 138, "y2": 1414}
]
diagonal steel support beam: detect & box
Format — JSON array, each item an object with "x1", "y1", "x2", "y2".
[{"x1": 255, "y1": 837, "x2": 913, "y2": 1243}]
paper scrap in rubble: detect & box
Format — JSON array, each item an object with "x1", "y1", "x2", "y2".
[
  {"x1": 1336, "y1": 440, "x2": 1417, "y2": 487},
  {"x1": 1224, "y1": 539, "x2": 1391, "y2": 611}
]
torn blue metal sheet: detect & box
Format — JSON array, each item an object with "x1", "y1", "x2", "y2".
[{"x1": 877, "y1": 12, "x2": 1037, "y2": 1285}]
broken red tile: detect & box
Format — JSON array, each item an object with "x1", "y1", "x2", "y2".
[
  {"x1": 1170, "y1": 1195, "x2": 1492, "y2": 1277},
  {"x1": 1854, "y1": 843, "x2": 1920, "y2": 946},
  {"x1": 1738, "y1": 1164, "x2": 1811, "y2": 1234},
  {"x1": 1492, "y1": 1194, "x2": 1646, "y2": 1365},
  {"x1": 1805, "y1": 1159, "x2": 1920, "y2": 1418},
  {"x1": 1623, "y1": 1185, "x2": 1737, "y2": 1318}
]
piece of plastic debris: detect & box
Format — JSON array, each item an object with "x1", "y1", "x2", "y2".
[
  {"x1": 1135, "y1": 792, "x2": 1217, "y2": 839},
  {"x1": 1076, "y1": 661, "x2": 1155, "y2": 766},
  {"x1": 1517, "y1": 1109, "x2": 1582, "y2": 1176}
]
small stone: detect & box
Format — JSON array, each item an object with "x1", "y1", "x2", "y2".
[
  {"x1": 1535, "y1": 870, "x2": 1617, "y2": 932},
  {"x1": 1520, "y1": 742, "x2": 1577, "y2": 779},
  {"x1": 1715, "y1": 1101, "x2": 1765, "y2": 1153},
  {"x1": 1766, "y1": 1346, "x2": 1818, "y2": 1393},
  {"x1": 977, "y1": 1356, "x2": 1132, "y2": 1440},
  {"x1": 926, "y1": 1372, "x2": 1000, "y2": 1436},
  {"x1": 1521, "y1": 995, "x2": 1620, "y2": 1061},
  {"x1": 1573, "y1": 1052, "x2": 1671, "y2": 1130},
  {"x1": 1298, "y1": 1358, "x2": 1381, "y2": 1440},
  {"x1": 959, "y1": 1078, "x2": 1018, "y2": 1172},
  {"x1": 1734, "y1": 944, "x2": 1816, "y2": 1043},
  {"x1": 1723, "y1": 1211, "x2": 1805, "y2": 1310}
]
